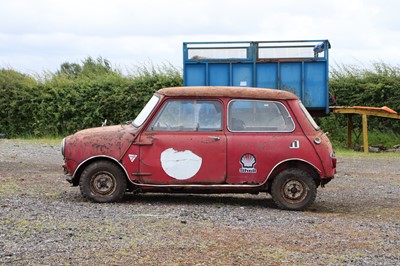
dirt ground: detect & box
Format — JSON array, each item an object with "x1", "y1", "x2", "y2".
[{"x1": 0, "y1": 140, "x2": 399, "y2": 265}]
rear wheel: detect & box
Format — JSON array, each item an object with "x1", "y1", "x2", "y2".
[
  {"x1": 80, "y1": 161, "x2": 127, "y2": 203},
  {"x1": 270, "y1": 168, "x2": 317, "y2": 211}
]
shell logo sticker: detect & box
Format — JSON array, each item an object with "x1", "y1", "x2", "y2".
[{"x1": 239, "y1": 153, "x2": 257, "y2": 173}]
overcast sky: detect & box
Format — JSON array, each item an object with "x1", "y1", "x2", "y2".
[{"x1": 0, "y1": 0, "x2": 399, "y2": 74}]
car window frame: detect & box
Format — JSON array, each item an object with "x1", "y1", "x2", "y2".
[
  {"x1": 227, "y1": 99, "x2": 295, "y2": 133},
  {"x1": 146, "y1": 99, "x2": 223, "y2": 132}
]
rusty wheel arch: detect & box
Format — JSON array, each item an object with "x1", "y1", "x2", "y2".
[
  {"x1": 70, "y1": 156, "x2": 129, "y2": 187},
  {"x1": 265, "y1": 160, "x2": 321, "y2": 191}
]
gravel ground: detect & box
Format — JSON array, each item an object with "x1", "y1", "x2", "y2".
[{"x1": 0, "y1": 139, "x2": 399, "y2": 265}]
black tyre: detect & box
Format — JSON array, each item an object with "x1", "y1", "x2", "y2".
[
  {"x1": 80, "y1": 161, "x2": 127, "y2": 203},
  {"x1": 270, "y1": 168, "x2": 317, "y2": 211}
]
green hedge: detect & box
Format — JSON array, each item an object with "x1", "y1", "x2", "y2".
[
  {"x1": 320, "y1": 62, "x2": 400, "y2": 146},
  {"x1": 1, "y1": 59, "x2": 399, "y2": 144},
  {"x1": 0, "y1": 59, "x2": 183, "y2": 137}
]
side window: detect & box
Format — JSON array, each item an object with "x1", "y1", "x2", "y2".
[
  {"x1": 148, "y1": 100, "x2": 222, "y2": 131},
  {"x1": 228, "y1": 100, "x2": 295, "y2": 132}
]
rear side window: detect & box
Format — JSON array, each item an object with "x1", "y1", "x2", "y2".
[
  {"x1": 228, "y1": 100, "x2": 295, "y2": 132},
  {"x1": 148, "y1": 100, "x2": 222, "y2": 131}
]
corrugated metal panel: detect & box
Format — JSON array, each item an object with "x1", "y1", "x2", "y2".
[{"x1": 183, "y1": 40, "x2": 331, "y2": 114}]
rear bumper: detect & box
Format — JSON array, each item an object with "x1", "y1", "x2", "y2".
[{"x1": 321, "y1": 177, "x2": 333, "y2": 187}]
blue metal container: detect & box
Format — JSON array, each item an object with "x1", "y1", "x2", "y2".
[{"x1": 183, "y1": 40, "x2": 331, "y2": 115}]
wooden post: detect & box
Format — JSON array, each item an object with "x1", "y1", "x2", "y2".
[
  {"x1": 362, "y1": 114, "x2": 368, "y2": 153},
  {"x1": 347, "y1": 114, "x2": 353, "y2": 148},
  {"x1": 330, "y1": 106, "x2": 400, "y2": 154}
]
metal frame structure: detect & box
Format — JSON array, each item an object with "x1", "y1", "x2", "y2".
[
  {"x1": 330, "y1": 106, "x2": 400, "y2": 153},
  {"x1": 183, "y1": 40, "x2": 331, "y2": 115}
]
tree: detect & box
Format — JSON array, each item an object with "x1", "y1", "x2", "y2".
[
  {"x1": 80, "y1": 56, "x2": 115, "y2": 77},
  {"x1": 57, "y1": 62, "x2": 82, "y2": 78}
]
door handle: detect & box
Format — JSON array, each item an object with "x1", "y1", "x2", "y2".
[{"x1": 208, "y1": 136, "x2": 220, "y2": 140}]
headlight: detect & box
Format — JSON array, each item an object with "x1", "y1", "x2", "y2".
[{"x1": 61, "y1": 137, "x2": 66, "y2": 157}]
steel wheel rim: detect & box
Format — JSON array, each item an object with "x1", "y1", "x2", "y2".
[
  {"x1": 90, "y1": 171, "x2": 117, "y2": 196},
  {"x1": 282, "y1": 179, "x2": 307, "y2": 203}
]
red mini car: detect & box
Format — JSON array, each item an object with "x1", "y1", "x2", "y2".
[{"x1": 61, "y1": 86, "x2": 336, "y2": 210}]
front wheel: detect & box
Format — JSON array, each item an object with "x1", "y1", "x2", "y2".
[
  {"x1": 80, "y1": 161, "x2": 127, "y2": 203},
  {"x1": 270, "y1": 168, "x2": 317, "y2": 211}
]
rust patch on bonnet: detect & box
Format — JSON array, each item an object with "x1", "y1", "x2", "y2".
[{"x1": 65, "y1": 124, "x2": 137, "y2": 163}]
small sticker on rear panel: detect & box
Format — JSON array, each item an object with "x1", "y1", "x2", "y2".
[{"x1": 290, "y1": 140, "x2": 300, "y2": 149}]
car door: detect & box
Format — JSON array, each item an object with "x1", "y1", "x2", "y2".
[
  {"x1": 138, "y1": 99, "x2": 226, "y2": 185},
  {"x1": 225, "y1": 99, "x2": 297, "y2": 184}
]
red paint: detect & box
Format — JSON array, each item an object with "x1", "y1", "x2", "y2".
[{"x1": 62, "y1": 86, "x2": 335, "y2": 195}]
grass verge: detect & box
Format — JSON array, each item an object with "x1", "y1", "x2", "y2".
[
  {"x1": 335, "y1": 147, "x2": 400, "y2": 159},
  {"x1": 5, "y1": 137, "x2": 63, "y2": 146}
]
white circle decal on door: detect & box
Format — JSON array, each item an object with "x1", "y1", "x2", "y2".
[{"x1": 160, "y1": 148, "x2": 202, "y2": 180}]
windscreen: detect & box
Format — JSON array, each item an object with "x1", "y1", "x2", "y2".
[{"x1": 133, "y1": 95, "x2": 159, "y2": 127}]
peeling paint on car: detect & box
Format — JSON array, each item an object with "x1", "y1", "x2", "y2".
[{"x1": 160, "y1": 148, "x2": 202, "y2": 180}]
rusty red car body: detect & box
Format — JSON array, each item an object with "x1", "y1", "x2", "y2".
[{"x1": 62, "y1": 86, "x2": 336, "y2": 210}]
